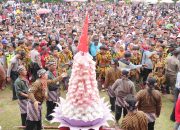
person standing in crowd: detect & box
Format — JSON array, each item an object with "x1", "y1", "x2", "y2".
[
  {"x1": 30, "y1": 43, "x2": 42, "y2": 82},
  {"x1": 0, "y1": 48, "x2": 5, "y2": 69},
  {"x1": 165, "y1": 48, "x2": 180, "y2": 94},
  {"x1": 59, "y1": 45, "x2": 73, "y2": 90},
  {"x1": 119, "y1": 51, "x2": 145, "y2": 72},
  {"x1": 40, "y1": 46, "x2": 50, "y2": 69},
  {"x1": 71, "y1": 39, "x2": 78, "y2": 55},
  {"x1": 89, "y1": 36, "x2": 102, "y2": 60},
  {"x1": 0, "y1": 63, "x2": 5, "y2": 90},
  {"x1": 14, "y1": 65, "x2": 29, "y2": 127},
  {"x1": 136, "y1": 77, "x2": 162, "y2": 130},
  {"x1": 105, "y1": 59, "x2": 121, "y2": 112},
  {"x1": 45, "y1": 60, "x2": 60, "y2": 121},
  {"x1": 7, "y1": 50, "x2": 26, "y2": 100},
  {"x1": 111, "y1": 70, "x2": 136, "y2": 126},
  {"x1": 120, "y1": 94, "x2": 148, "y2": 130},
  {"x1": 49, "y1": 39, "x2": 60, "y2": 52},
  {"x1": 141, "y1": 44, "x2": 155, "y2": 86},
  {"x1": 96, "y1": 45, "x2": 111, "y2": 90},
  {"x1": 26, "y1": 69, "x2": 67, "y2": 130},
  {"x1": 5, "y1": 43, "x2": 15, "y2": 68}
]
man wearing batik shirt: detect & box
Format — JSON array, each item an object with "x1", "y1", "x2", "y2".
[
  {"x1": 111, "y1": 70, "x2": 136, "y2": 126},
  {"x1": 26, "y1": 69, "x2": 67, "y2": 130},
  {"x1": 14, "y1": 65, "x2": 29, "y2": 127},
  {"x1": 121, "y1": 94, "x2": 148, "y2": 130}
]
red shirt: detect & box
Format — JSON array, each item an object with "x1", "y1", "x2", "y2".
[
  {"x1": 41, "y1": 53, "x2": 49, "y2": 68},
  {"x1": 175, "y1": 98, "x2": 180, "y2": 122}
]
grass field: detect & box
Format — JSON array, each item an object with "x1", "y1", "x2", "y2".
[{"x1": 0, "y1": 86, "x2": 175, "y2": 130}]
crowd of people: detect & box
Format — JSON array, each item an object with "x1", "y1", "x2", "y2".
[{"x1": 0, "y1": 0, "x2": 180, "y2": 130}]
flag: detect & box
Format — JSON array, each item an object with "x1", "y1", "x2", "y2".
[{"x1": 77, "y1": 14, "x2": 89, "y2": 53}]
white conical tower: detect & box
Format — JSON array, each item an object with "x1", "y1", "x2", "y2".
[{"x1": 51, "y1": 14, "x2": 113, "y2": 129}]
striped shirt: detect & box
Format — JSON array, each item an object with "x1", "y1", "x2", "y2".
[{"x1": 136, "y1": 89, "x2": 162, "y2": 117}]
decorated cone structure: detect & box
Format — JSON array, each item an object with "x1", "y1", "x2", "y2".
[{"x1": 51, "y1": 14, "x2": 113, "y2": 129}]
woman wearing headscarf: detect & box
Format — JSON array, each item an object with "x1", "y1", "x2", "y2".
[{"x1": 136, "y1": 77, "x2": 162, "y2": 130}]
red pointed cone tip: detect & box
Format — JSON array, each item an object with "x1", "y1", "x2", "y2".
[{"x1": 78, "y1": 14, "x2": 89, "y2": 53}]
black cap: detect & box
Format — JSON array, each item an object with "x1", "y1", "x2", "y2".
[
  {"x1": 122, "y1": 69, "x2": 129, "y2": 76},
  {"x1": 124, "y1": 94, "x2": 137, "y2": 111},
  {"x1": 33, "y1": 43, "x2": 39, "y2": 47},
  {"x1": 147, "y1": 77, "x2": 156, "y2": 86},
  {"x1": 124, "y1": 51, "x2": 131, "y2": 58}
]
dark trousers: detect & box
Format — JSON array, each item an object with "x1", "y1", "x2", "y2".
[
  {"x1": 115, "y1": 105, "x2": 127, "y2": 121},
  {"x1": 10, "y1": 71, "x2": 18, "y2": 99},
  {"x1": 21, "y1": 113, "x2": 27, "y2": 126},
  {"x1": 46, "y1": 101, "x2": 56, "y2": 121},
  {"x1": 109, "y1": 97, "x2": 116, "y2": 112},
  {"x1": 26, "y1": 120, "x2": 42, "y2": 130},
  {"x1": 165, "y1": 73, "x2": 176, "y2": 94},
  {"x1": 142, "y1": 68, "x2": 152, "y2": 84},
  {"x1": 148, "y1": 122, "x2": 155, "y2": 130}
]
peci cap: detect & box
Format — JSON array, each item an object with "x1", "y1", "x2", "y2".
[
  {"x1": 147, "y1": 77, "x2": 157, "y2": 86},
  {"x1": 122, "y1": 69, "x2": 129, "y2": 76}
]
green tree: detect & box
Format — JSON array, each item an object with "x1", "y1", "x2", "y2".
[{"x1": 172, "y1": 0, "x2": 178, "y2": 3}]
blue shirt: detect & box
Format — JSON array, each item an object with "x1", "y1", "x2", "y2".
[{"x1": 89, "y1": 42, "x2": 102, "y2": 57}]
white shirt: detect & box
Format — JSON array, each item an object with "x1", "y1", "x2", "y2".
[
  {"x1": 57, "y1": 44, "x2": 62, "y2": 52},
  {"x1": 176, "y1": 72, "x2": 180, "y2": 89},
  {"x1": 30, "y1": 49, "x2": 41, "y2": 67}
]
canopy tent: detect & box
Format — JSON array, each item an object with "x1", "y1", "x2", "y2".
[
  {"x1": 131, "y1": 0, "x2": 144, "y2": 3},
  {"x1": 36, "y1": 8, "x2": 52, "y2": 14},
  {"x1": 160, "y1": 0, "x2": 174, "y2": 3},
  {"x1": 64, "y1": 0, "x2": 87, "y2": 1},
  {"x1": 6, "y1": 1, "x2": 15, "y2": 5},
  {"x1": 144, "y1": 0, "x2": 158, "y2": 4}
]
